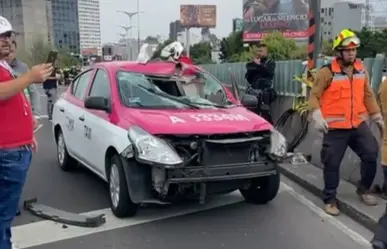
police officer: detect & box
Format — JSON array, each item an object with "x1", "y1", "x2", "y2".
[
  {"x1": 245, "y1": 44, "x2": 276, "y2": 123},
  {"x1": 309, "y1": 29, "x2": 384, "y2": 216}
]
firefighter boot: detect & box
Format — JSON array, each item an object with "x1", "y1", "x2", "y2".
[
  {"x1": 324, "y1": 202, "x2": 340, "y2": 216},
  {"x1": 357, "y1": 187, "x2": 378, "y2": 206}
]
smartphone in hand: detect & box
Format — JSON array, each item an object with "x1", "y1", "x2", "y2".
[{"x1": 46, "y1": 51, "x2": 58, "y2": 65}]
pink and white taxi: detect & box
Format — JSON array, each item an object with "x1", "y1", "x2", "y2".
[{"x1": 52, "y1": 60, "x2": 287, "y2": 218}]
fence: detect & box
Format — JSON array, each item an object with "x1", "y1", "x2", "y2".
[{"x1": 200, "y1": 56, "x2": 385, "y2": 95}]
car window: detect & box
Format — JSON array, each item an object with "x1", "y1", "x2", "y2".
[
  {"x1": 89, "y1": 69, "x2": 110, "y2": 99},
  {"x1": 72, "y1": 70, "x2": 92, "y2": 100},
  {"x1": 178, "y1": 71, "x2": 226, "y2": 105},
  {"x1": 116, "y1": 71, "x2": 188, "y2": 109}
]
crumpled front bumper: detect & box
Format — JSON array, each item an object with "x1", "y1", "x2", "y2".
[{"x1": 165, "y1": 161, "x2": 277, "y2": 184}]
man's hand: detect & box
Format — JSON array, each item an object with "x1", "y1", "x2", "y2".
[
  {"x1": 311, "y1": 109, "x2": 328, "y2": 133},
  {"x1": 253, "y1": 58, "x2": 260, "y2": 64},
  {"x1": 371, "y1": 113, "x2": 384, "y2": 137},
  {"x1": 33, "y1": 116, "x2": 39, "y2": 130},
  {"x1": 28, "y1": 64, "x2": 53, "y2": 83},
  {"x1": 32, "y1": 136, "x2": 38, "y2": 153}
]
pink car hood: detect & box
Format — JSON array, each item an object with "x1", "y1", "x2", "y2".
[{"x1": 123, "y1": 107, "x2": 272, "y2": 134}]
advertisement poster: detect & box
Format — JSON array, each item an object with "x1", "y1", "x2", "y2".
[
  {"x1": 243, "y1": 0, "x2": 309, "y2": 41},
  {"x1": 180, "y1": 5, "x2": 217, "y2": 28}
]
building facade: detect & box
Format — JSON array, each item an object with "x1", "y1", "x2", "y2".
[
  {"x1": 320, "y1": 1, "x2": 364, "y2": 41},
  {"x1": 78, "y1": 0, "x2": 101, "y2": 55},
  {"x1": 0, "y1": 0, "x2": 52, "y2": 51},
  {"x1": 51, "y1": 0, "x2": 80, "y2": 53},
  {"x1": 169, "y1": 20, "x2": 182, "y2": 41}
]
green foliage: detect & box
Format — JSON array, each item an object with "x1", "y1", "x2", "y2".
[
  {"x1": 218, "y1": 31, "x2": 307, "y2": 63},
  {"x1": 321, "y1": 28, "x2": 387, "y2": 59},
  {"x1": 17, "y1": 38, "x2": 80, "y2": 68},
  {"x1": 219, "y1": 31, "x2": 244, "y2": 62},
  {"x1": 290, "y1": 45, "x2": 308, "y2": 60},
  {"x1": 189, "y1": 42, "x2": 213, "y2": 64},
  {"x1": 261, "y1": 31, "x2": 298, "y2": 60},
  {"x1": 355, "y1": 28, "x2": 387, "y2": 58},
  {"x1": 321, "y1": 40, "x2": 334, "y2": 56}
]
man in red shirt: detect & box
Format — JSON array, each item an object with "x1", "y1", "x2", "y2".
[{"x1": 0, "y1": 16, "x2": 52, "y2": 249}]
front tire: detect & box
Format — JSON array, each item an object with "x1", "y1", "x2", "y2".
[
  {"x1": 108, "y1": 155, "x2": 138, "y2": 218},
  {"x1": 240, "y1": 171, "x2": 280, "y2": 204},
  {"x1": 56, "y1": 129, "x2": 77, "y2": 171}
]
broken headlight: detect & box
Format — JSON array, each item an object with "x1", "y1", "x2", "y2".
[
  {"x1": 269, "y1": 128, "x2": 287, "y2": 158},
  {"x1": 128, "y1": 126, "x2": 183, "y2": 166}
]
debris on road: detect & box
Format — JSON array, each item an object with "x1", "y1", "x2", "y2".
[{"x1": 23, "y1": 198, "x2": 106, "y2": 228}]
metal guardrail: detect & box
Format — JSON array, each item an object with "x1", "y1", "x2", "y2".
[{"x1": 201, "y1": 57, "x2": 385, "y2": 96}]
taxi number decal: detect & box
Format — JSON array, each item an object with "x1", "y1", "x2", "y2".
[
  {"x1": 190, "y1": 114, "x2": 249, "y2": 122},
  {"x1": 169, "y1": 114, "x2": 249, "y2": 123}
]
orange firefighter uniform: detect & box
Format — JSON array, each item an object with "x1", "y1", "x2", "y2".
[
  {"x1": 309, "y1": 57, "x2": 381, "y2": 213},
  {"x1": 378, "y1": 79, "x2": 387, "y2": 166}
]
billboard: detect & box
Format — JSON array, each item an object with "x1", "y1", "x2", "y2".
[
  {"x1": 180, "y1": 5, "x2": 216, "y2": 28},
  {"x1": 243, "y1": 0, "x2": 309, "y2": 41}
]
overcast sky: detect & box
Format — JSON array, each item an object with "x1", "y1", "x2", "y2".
[
  {"x1": 99, "y1": 0, "x2": 387, "y2": 43},
  {"x1": 99, "y1": 0, "x2": 242, "y2": 43}
]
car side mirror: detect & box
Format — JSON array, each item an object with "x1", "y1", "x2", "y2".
[
  {"x1": 84, "y1": 96, "x2": 109, "y2": 112},
  {"x1": 241, "y1": 94, "x2": 258, "y2": 108}
]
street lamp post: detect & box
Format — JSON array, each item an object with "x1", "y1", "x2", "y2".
[
  {"x1": 136, "y1": 0, "x2": 140, "y2": 53},
  {"x1": 117, "y1": 10, "x2": 144, "y2": 58},
  {"x1": 118, "y1": 33, "x2": 127, "y2": 60},
  {"x1": 118, "y1": 25, "x2": 134, "y2": 60}
]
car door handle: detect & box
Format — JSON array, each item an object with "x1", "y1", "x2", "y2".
[
  {"x1": 59, "y1": 108, "x2": 65, "y2": 112},
  {"x1": 79, "y1": 115, "x2": 85, "y2": 121}
]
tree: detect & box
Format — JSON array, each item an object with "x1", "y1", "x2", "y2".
[
  {"x1": 17, "y1": 38, "x2": 80, "y2": 68},
  {"x1": 290, "y1": 45, "x2": 308, "y2": 60},
  {"x1": 321, "y1": 40, "x2": 334, "y2": 56},
  {"x1": 219, "y1": 31, "x2": 244, "y2": 62},
  {"x1": 189, "y1": 42, "x2": 213, "y2": 64},
  {"x1": 355, "y1": 27, "x2": 387, "y2": 58},
  {"x1": 261, "y1": 31, "x2": 298, "y2": 60},
  {"x1": 57, "y1": 48, "x2": 80, "y2": 68}
]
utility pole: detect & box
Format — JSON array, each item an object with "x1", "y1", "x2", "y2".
[
  {"x1": 365, "y1": 0, "x2": 370, "y2": 28},
  {"x1": 307, "y1": 0, "x2": 321, "y2": 71},
  {"x1": 118, "y1": 25, "x2": 133, "y2": 60},
  {"x1": 117, "y1": 10, "x2": 144, "y2": 60}
]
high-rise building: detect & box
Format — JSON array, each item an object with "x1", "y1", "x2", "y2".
[
  {"x1": 321, "y1": 1, "x2": 364, "y2": 41},
  {"x1": 78, "y1": 0, "x2": 101, "y2": 56},
  {"x1": 51, "y1": 0, "x2": 80, "y2": 54},
  {"x1": 169, "y1": 20, "x2": 182, "y2": 41},
  {"x1": 0, "y1": 0, "x2": 52, "y2": 51}
]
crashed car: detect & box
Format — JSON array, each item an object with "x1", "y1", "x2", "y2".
[{"x1": 52, "y1": 59, "x2": 287, "y2": 218}]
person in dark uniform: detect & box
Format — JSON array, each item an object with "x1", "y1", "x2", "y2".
[
  {"x1": 245, "y1": 44, "x2": 276, "y2": 123},
  {"x1": 43, "y1": 70, "x2": 58, "y2": 121}
]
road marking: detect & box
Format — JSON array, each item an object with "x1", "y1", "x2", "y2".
[
  {"x1": 12, "y1": 183, "x2": 371, "y2": 248},
  {"x1": 12, "y1": 191, "x2": 246, "y2": 248},
  {"x1": 280, "y1": 182, "x2": 372, "y2": 248}
]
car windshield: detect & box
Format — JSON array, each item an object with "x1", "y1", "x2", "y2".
[
  {"x1": 116, "y1": 70, "x2": 231, "y2": 109},
  {"x1": 172, "y1": 70, "x2": 230, "y2": 108},
  {"x1": 116, "y1": 72, "x2": 196, "y2": 109}
]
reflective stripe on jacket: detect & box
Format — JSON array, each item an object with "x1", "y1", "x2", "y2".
[{"x1": 320, "y1": 59, "x2": 368, "y2": 129}]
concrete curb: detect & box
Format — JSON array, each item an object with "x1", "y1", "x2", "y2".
[{"x1": 278, "y1": 164, "x2": 379, "y2": 232}]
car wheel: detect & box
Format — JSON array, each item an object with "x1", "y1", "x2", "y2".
[
  {"x1": 108, "y1": 155, "x2": 138, "y2": 218},
  {"x1": 56, "y1": 129, "x2": 77, "y2": 171},
  {"x1": 240, "y1": 171, "x2": 280, "y2": 204}
]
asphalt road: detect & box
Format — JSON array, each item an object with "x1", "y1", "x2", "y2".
[{"x1": 11, "y1": 89, "x2": 375, "y2": 249}]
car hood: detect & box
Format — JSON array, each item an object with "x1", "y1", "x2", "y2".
[{"x1": 122, "y1": 107, "x2": 272, "y2": 134}]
